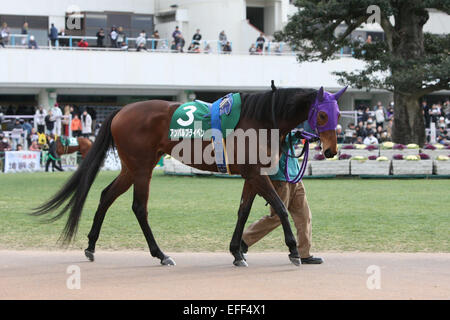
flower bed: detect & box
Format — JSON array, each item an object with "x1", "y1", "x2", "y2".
[
  {"x1": 433, "y1": 156, "x2": 450, "y2": 175},
  {"x1": 379, "y1": 148, "x2": 420, "y2": 159},
  {"x1": 391, "y1": 157, "x2": 433, "y2": 175},
  {"x1": 350, "y1": 157, "x2": 390, "y2": 176},
  {"x1": 419, "y1": 149, "x2": 450, "y2": 159},
  {"x1": 379, "y1": 142, "x2": 420, "y2": 159},
  {"x1": 310, "y1": 157, "x2": 350, "y2": 176}
]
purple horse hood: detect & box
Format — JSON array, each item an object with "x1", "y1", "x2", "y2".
[{"x1": 308, "y1": 86, "x2": 347, "y2": 133}]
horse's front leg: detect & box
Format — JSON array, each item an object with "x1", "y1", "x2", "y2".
[
  {"x1": 250, "y1": 175, "x2": 301, "y2": 266},
  {"x1": 229, "y1": 180, "x2": 256, "y2": 267}
]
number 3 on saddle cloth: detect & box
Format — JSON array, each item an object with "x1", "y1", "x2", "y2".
[{"x1": 168, "y1": 93, "x2": 242, "y2": 174}]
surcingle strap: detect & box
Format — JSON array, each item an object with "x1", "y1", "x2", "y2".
[{"x1": 210, "y1": 94, "x2": 232, "y2": 174}]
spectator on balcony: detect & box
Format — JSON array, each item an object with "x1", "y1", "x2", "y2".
[
  {"x1": 58, "y1": 29, "x2": 68, "y2": 47},
  {"x1": 256, "y1": 33, "x2": 265, "y2": 51},
  {"x1": 222, "y1": 41, "x2": 232, "y2": 54},
  {"x1": 249, "y1": 43, "x2": 257, "y2": 55},
  {"x1": 117, "y1": 26, "x2": 127, "y2": 49},
  {"x1": 71, "y1": 114, "x2": 82, "y2": 137},
  {"x1": 152, "y1": 30, "x2": 160, "y2": 50},
  {"x1": 96, "y1": 28, "x2": 105, "y2": 47},
  {"x1": 81, "y1": 110, "x2": 92, "y2": 138},
  {"x1": 35, "y1": 106, "x2": 47, "y2": 133},
  {"x1": 136, "y1": 31, "x2": 147, "y2": 51},
  {"x1": 110, "y1": 26, "x2": 118, "y2": 48},
  {"x1": 176, "y1": 33, "x2": 185, "y2": 52},
  {"x1": 1, "y1": 22, "x2": 10, "y2": 47},
  {"x1": 192, "y1": 29, "x2": 202, "y2": 46},
  {"x1": 273, "y1": 43, "x2": 282, "y2": 55},
  {"x1": 77, "y1": 38, "x2": 89, "y2": 48},
  {"x1": 28, "y1": 35, "x2": 39, "y2": 49},
  {"x1": 172, "y1": 26, "x2": 181, "y2": 45},
  {"x1": 187, "y1": 42, "x2": 200, "y2": 53},
  {"x1": 219, "y1": 30, "x2": 227, "y2": 51},
  {"x1": 204, "y1": 42, "x2": 212, "y2": 54},
  {"x1": 170, "y1": 40, "x2": 177, "y2": 51},
  {"x1": 49, "y1": 23, "x2": 58, "y2": 47},
  {"x1": 21, "y1": 22, "x2": 29, "y2": 45}
]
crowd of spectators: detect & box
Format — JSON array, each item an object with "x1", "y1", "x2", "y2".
[
  {"x1": 0, "y1": 104, "x2": 99, "y2": 152},
  {"x1": 0, "y1": 20, "x2": 284, "y2": 55},
  {"x1": 422, "y1": 99, "x2": 450, "y2": 144},
  {"x1": 337, "y1": 101, "x2": 395, "y2": 145}
]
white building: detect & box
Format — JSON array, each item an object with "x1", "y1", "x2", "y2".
[{"x1": 0, "y1": 0, "x2": 448, "y2": 124}]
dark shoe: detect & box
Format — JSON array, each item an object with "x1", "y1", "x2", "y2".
[{"x1": 301, "y1": 256, "x2": 323, "y2": 264}]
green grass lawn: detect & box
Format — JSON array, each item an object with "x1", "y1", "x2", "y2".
[{"x1": 0, "y1": 170, "x2": 449, "y2": 252}]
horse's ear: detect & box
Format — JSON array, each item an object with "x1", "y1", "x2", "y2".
[
  {"x1": 333, "y1": 86, "x2": 348, "y2": 101},
  {"x1": 317, "y1": 86, "x2": 324, "y2": 102}
]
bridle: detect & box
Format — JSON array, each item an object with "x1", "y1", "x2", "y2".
[
  {"x1": 270, "y1": 82, "x2": 346, "y2": 184},
  {"x1": 270, "y1": 80, "x2": 319, "y2": 184}
]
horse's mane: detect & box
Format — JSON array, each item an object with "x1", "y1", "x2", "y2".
[{"x1": 239, "y1": 88, "x2": 317, "y2": 122}]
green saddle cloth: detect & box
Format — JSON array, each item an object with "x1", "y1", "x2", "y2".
[
  {"x1": 61, "y1": 137, "x2": 79, "y2": 147},
  {"x1": 169, "y1": 93, "x2": 241, "y2": 139}
]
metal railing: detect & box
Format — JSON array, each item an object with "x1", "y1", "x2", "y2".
[{"x1": 2, "y1": 33, "x2": 308, "y2": 56}]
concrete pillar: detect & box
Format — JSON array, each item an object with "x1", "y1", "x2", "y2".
[
  {"x1": 177, "y1": 90, "x2": 194, "y2": 103},
  {"x1": 38, "y1": 89, "x2": 57, "y2": 111}
]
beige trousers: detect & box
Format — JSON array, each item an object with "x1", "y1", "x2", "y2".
[{"x1": 242, "y1": 180, "x2": 312, "y2": 258}]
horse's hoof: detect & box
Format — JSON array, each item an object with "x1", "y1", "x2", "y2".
[
  {"x1": 84, "y1": 249, "x2": 95, "y2": 262},
  {"x1": 161, "y1": 256, "x2": 176, "y2": 266},
  {"x1": 233, "y1": 259, "x2": 248, "y2": 267},
  {"x1": 289, "y1": 256, "x2": 301, "y2": 266}
]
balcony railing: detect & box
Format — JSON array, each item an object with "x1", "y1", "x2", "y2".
[{"x1": 1, "y1": 33, "x2": 339, "y2": 56}]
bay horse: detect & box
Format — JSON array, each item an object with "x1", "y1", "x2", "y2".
[
  {"x1": 33, "y1": 86, "x2": 345, "y2": 267},
  {"x1": 55, "y1": 136, "x2": 93, "y2": 159}
]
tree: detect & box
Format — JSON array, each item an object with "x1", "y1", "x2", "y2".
[{"x1": 277, "y1": 0, "x2": 449, "y2": 145}]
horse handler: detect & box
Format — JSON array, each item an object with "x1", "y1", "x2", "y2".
[{"x1": 242, "y1": 134, "x2": 323, "y2": 264}]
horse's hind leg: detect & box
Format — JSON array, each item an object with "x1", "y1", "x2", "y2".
[
  {"x1": 132, "y1": 169, "x2": 175, "y2": 266},
  {"x1": 229, "y1": 180, "x2": 257, "y2": 267},
  {"x1": 85, "y1": 170, "x2": 133, "y2": 261}
]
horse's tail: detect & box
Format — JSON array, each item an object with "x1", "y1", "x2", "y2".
[{"x1": 32, "y1": 109, "x2": 121, "y2": 244}]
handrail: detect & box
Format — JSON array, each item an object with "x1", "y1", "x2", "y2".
[{"x1": 4, "y1": 33, "x2": 350, "y2": 56}]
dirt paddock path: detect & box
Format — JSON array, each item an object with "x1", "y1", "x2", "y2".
[{"x1": 0, "y1": 251, "x2": 448, "y2": 300}]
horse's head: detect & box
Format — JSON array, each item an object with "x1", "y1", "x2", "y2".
[{"x1": 308, "y1": 86, "x2": 347, "y2": 158}]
